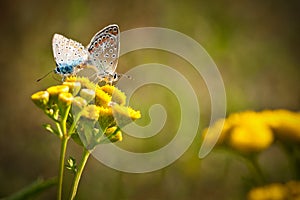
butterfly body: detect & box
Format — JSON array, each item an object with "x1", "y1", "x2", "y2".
[{"x1": 54, "y1": 60, "x2": 83, "y2": 75}]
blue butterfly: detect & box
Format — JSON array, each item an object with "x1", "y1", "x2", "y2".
[
  {"x1": 86, "y1": 24, "x2": 120, "y2": 82},
  {"x1": 51, "y1": 24, "x2": 120, "y2": 82},
  {"x1": 52, "y1": 33, "x2": 89, "y2": 77}
]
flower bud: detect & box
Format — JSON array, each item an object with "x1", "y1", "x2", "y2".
[
  {"x1": 80, "y1": 89, "x2": 95, "y2": 103},
  {"x1": 72, "y1": 96, "x2": 87, "y2": 113},
  {"x1": 31, "y1": 91, "x2": 49, "y2": 109},
  {"x1": 58, "y1": 93, "x2": 73, "y2": 114},
  {"x1": 105, "y1": 126, "x2": 122, "y2": 142},
  {"x1": 47, "y1": 85, "x2": 69, "y2": 96},
  {"x1": 63, "y1": 81, "x2": 81, "y2": 96},
  {"x1": 58, "y1": 92, "x2": 73, "y2": 106},
  {"x1": 81, "y1": 105, "x2": 100, "y2": 121}
]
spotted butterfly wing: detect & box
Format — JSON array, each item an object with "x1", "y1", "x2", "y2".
[
  {"x1": 87, "y1": 24, "x2": 120, "y2": 79},
  {"x1": 52, "y1": 34, "x2": 88, "y2": 76}
]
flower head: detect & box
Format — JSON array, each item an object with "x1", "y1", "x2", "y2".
[
  {"x1": 202, "y1": 110, "x2": 300, "y2": 153},
  {"x1": 247, "y1": 183, "x2": 288, "y2": 200},
  {"x1": 31, "y1": 91, "x2": 49, "y2": 109},
  {"x1": 247, "y1": 181, "x2": 300, "y2": 200},
  {"x1": 95, "y1": 88, "x2": 111, "y2": 107},
  {"x1": 58, "y1": 92, "x2": 73, "y2": 106},
  {"x1": 63, "y1": 81, "x2": 81, "y2": 96},
  {"x1": 32, "y1": 76, "x2": 141, "y2": 147},
  {"x1": 47, "y1": 85, "x2": 69, "y2": 96},
  {"x1": 104, "y1": 126, "x2": 123, "y2": 143},
  {"x1": 64, "y1": 76, "x2": 96, "y2": 90},
  {"x1": 100, "y1": 85, "x2": 126, "y2": 106},
  {"x1": 81, "y1": 105, "x2": 100, "y2": 121},
  {"x1": 110, "y1": 103, "x2": 141, "y2": 127},
  {"x1": 263, "y1": 110, "x2": 300, "y2": 143},
  {"x1": 228, "y1": 121, "x2": 273, "y2": 153},
  {"x1": 98, "y1": 106, "x2": 114, "y2": 129}
]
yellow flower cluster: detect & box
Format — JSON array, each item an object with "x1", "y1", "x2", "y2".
[
  {"x1": 247, "y1": 181, "x2": 300, "y2": 200},
  {"x1": 31, "y1": 77, "x2": 141, "y2": 149},
  {"x1": 202, "y1": 110, "x2": 300, "y2": 153}
]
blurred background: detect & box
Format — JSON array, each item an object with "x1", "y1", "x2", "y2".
[{"x1": 0, "y1": 0, "x2": 299, "y2": 199}]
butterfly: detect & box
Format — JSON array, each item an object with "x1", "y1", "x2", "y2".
[
  {"x1": 51, "y1": 24, "x2": 120, "y2": 83},
  {"x1": 52, "y1": 33, "x2": 89, "y2": 77},
  {"x1": 86, "y1": 24, "x2": 120, "y2": 83}
]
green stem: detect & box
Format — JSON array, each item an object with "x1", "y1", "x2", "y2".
[
  {"x1": 69, "y1": 112, "x2": 82, "y2": 135},
  {"x1": 246, "y1": 155, "x2": 266, "y2": 185},
  {"x1": 57, "y1": 136, "x2": 69, "y2": 200},
  {"x1": 69, "y1": 148, "x2": 90, "y2": 200},
  {"x1": 57, "y1": 105, "x2": 71, "y2": 200},
  {"x1": 279, "y1": 141, "x2": 300, "y2": 179},
  {"x1": 61, "y1": 106, "x2": 71, "y2": 135},
  {"x1": 220, "y1": 149, "x2": 266, "y2": 185}
]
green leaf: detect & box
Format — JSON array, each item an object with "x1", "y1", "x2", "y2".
[{"x1": 4, "y1": 177, "x2": 57, "y2": 200}]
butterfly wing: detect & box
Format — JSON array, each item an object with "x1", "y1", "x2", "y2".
[
  {"x1": 52, "y1": 34, "x2": 88, "y2": 75},
  {"x1": 87, "y1": 24, "x2": 120, "y2": 76}
]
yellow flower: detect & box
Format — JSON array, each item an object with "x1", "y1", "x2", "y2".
[
  {"x1": 202, "y1": 109, "x2": 300, "y2": 153},
  {"x1": 247, "y1": 183, "x2": 288, "y2": 200},
  {"x1": 58, "y1": 92, "x2": 73, "y2": 106},
  {"x1": 31, "y1": 91, "x2": 49, "y2": 109},
  {"x1": 105, "y1": 126, "x2": 123, "y2": 142},
  {"x1": 95, "y1": 88, "x2": 111, "y2": 107},
  {"x1": 64, "y1": 76, "x2": 96, "y2": 90},
  {"x1": 201, "y1": 110, "x2": 276, "y2": 153},
  {"x1": 127, "y1": 107, "x2": 142, "y2": 120},
  {"x1": 111, "y1": 103, "x2": 141, "y2": 127},
  {"x1": 100, "y1": 85, "x2": 126, "y2": 106},
  {"x1": 247, "y1": 181, "x2": 300, "y2": 200},
  {"x1": 202, "y1": 119, "x2": 231, "y2": 145},
  {"x1": 228, "y1": 121, "x2": 273, "y2": 153},
  {"x1": 32, "y1": 75, "x2": 141, "y2": 146},
  {"x1": 63, "y1": 81, "x2": 81, "y2": 96},
  {"x1": 286, "y1": 181, "x2": 300, "y2": 199},
  {"x1": 98, "y1": 106, "x2": 115, "y2": 129},
  {"x1": 81, "y1": 105, "x2": 100, "y2": 121},
  {"x1": 46, "y1": 85, "x2": 69, "y2": 96},
  {"x1": 263, "y1": 110, "x2": 300, "y2": 143}
]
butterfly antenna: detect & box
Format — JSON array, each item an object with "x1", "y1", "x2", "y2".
[
  {"x1": 119, "y1": 73, "x2": 133, "y2": 80},
  {"x1": 36, "y1": 70, "x2": 53, "y2": 82}
]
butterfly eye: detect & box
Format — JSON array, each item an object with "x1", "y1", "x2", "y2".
[{"x1": 113, "y1": 73, "x2": 118, "y2": 80}]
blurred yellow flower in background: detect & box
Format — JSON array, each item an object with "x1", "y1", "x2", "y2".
[
  {"x1": 247, "y1": 181, "x2": 300, "y2": 200},
  {"x1": 202, "y1": 110, "x2": 300, "y2": 153},
  {"x1": 263, "y1": 110, "x2": 300, "y2": 143}
]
